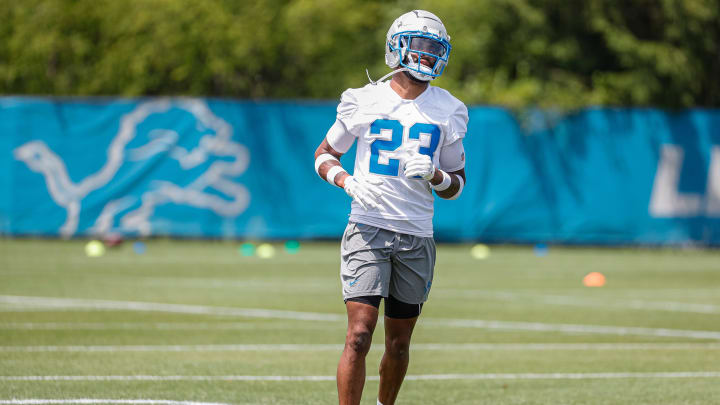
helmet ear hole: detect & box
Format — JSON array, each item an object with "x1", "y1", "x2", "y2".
[
  {"x1": 385, "y1": 52, "x2": 399, "y2": 68},
  {"x1": 385, "y1": 39, "x2": 401, "y2": 68}
]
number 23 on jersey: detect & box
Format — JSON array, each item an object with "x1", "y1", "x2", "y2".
[{"x1": 368, "y1": 119, "x2": 441, "y2": 176}]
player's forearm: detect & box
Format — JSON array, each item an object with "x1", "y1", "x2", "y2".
[
  {"x1": 335, "y1": 172, "x2": 350, "y2": 188},
  {"x1": 318, "y1": 159, "x2": 349, "y2": 188},
  {"x1": 430, "y1": 168, "x2": 465, "y2": 200},
  {"x1": 314, "y1": 139, "x2": 349, "y2": 188},
  {"x1": 434, "y1": 176, "x2": 462, "y2": 199}
]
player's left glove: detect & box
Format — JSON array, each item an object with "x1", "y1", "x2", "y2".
[{"x1": 403, "y1": 151, "x2": 435, "y2": 180}]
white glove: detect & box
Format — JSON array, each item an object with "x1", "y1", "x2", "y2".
[
  {"x1": 403, "y1": 151, "x2": 435, "y2": 180},
  {"x1": 344, "y1": 176, "x2": 384, "y2": 210}
]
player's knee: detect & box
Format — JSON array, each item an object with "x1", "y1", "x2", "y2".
[
  {"x1": 385, "y1": 336, "x2": 411, "y2": 358},
  {"x1": 346, "y1": 328, "x2": 373, "y2": 355}
]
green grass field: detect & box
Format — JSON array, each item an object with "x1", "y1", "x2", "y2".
[{"x1": 1, "y1": 239, "x2": 719, "y2": 405}]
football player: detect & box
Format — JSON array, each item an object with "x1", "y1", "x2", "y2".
[{"x1": 313, "y1": 10, "x2": 468, "y2": 405}]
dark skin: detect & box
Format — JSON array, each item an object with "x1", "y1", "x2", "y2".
[
  {"x1": 314, "y1": 138, "x2": 465, "y2": 199},
  {"x1": 315, "y1": 51, "x2": 465, "y2": 405}
]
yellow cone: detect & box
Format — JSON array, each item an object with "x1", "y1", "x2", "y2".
[
  {"x1": 470, "y1": 244, "x2": 490, "y2": 260},
  {"x1": 256, "y1": 243, "x2": 275, "y2": 259},
  {"x1": 85, "y1": 240, "x2": 105, "y2": 257}
]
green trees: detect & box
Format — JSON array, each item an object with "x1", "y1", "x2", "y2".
[{"x1": 1, "y1": 0, "x2": 718, "y2": 108}]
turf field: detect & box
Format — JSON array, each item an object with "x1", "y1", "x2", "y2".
[{"x1": 0, "y1": 238, "x2": 719, "y2": 405}]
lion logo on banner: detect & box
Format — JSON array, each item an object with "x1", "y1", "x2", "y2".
[{"x1": 13, "y1": 98, "x2": 250, "y2": 237}]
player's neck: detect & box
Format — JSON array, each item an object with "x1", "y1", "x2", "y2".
[{"x1": 389, "y1": 71, "x2": 429, "y2": 100}]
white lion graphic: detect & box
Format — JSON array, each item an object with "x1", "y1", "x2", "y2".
[{"x1": 13, "y1": 98, "x2": 250, "y2": 237}]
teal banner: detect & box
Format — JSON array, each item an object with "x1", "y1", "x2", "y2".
[{"x1": 1, "y1": 97, "x2": 719, "y2": 244}]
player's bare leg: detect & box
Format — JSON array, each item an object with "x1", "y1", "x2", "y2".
[
  {"x1": 337, "y1": 301, "x2": 379, "y2": 405},
  {"x1": 377, "y1": 315, "x2": 418, "y2": 405}
]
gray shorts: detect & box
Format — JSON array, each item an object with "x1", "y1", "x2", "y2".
[{"x1": 340, "y1": 222, "x2": 436, "y2": 305}]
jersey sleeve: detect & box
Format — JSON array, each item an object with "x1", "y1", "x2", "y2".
[
  {"x1": 325, "y1": 119, "x2": 355, "y2": 154},
  {"x1": 438, "y1": 139, "x2": 465, "y2": 172},
  {"x1": 336, "y1": 88, "x2": 361, "y2": 134},
  {"x1": 444, "y1": 103, "x2": 468, "y2": 146}
]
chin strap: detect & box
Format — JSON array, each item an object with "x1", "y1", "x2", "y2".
[{"x1": 366, "y1": 68, "x2": 411, "y2": 85}]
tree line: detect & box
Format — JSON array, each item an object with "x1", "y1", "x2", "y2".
[{"x1": 1, "y1": 0, "x2": 718, "y2": 108}]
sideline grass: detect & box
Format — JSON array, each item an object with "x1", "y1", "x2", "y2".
[{"x1": 1, "y1": 239, "x2": 719, "y2": 404}]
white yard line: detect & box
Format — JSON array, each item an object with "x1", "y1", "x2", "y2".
[
  {"x1": 0, "y1": 322, "x2": 257, "y2": 330},
  {"x1": 59, "y1": 257, "x2": 335, "y2": 265},
  {"x1": 412, "y1": 342, "x2": 720, "y2": 350},
  {"x1": 137, "y1": 277, "x2": 332, "y2": 291},
  {"x1": 541, "y1": 295, "x2": 720, "y2": 314},
  {"x1": 423, "y1": 318, "x2": 720, "y2": 340},
  {"x1": 0, "y1": 344, "x2": 341, "y2": 352},
  {"x1": 2, "y1": 343, "x2": 720, "y2": 352},
  {"x1": 0, "y1": 401, "x2": 230, "y2": 405},
  {"x1": 0, "y1": 376, "x2": 336, "y2": 382},
  {"x1": 437, "y1": 290, "x2": 720, "y2": 314},
  {"x1": 400, "y1": 372, "x2": 720, "y2": 381},
  {"x1": 2, "y1": 372, "x2": 719, "y2": 382},
  {"x1": 0, "y1": 322, "x2": 339, "y2": 331},
  {"x1": 0, "y1": 296, "x2": 343, "y2": 322},
  {"x1": 2, "y1": 295, "x2": 719, "y2": 340}
]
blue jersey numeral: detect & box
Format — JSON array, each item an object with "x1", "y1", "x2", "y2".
[
  {"x1": 369, "y1": 119, "x2": 404, "y2": 176},
  {"x1": 409, "y1": 123, "x2": 441, "y2": 158},
  {"x1": 368, "y1": 119, "x2": 441, "y2": 176}
]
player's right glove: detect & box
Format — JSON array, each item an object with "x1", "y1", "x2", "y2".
[{"x1": 343, "y1": 176, "x2": 383, "y2": 211}]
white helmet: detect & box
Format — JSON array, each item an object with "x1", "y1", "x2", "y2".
[{"x1": 385, "y1": 10, "x2": 451, "y2": 81}]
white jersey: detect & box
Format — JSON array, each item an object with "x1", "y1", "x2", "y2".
[{"x1": 332, "y1": 81, "x2": 468, "y2": 237}]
